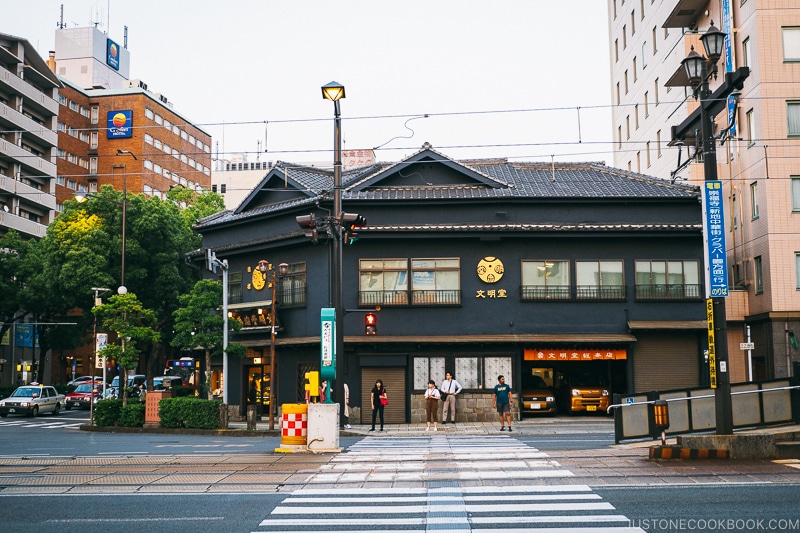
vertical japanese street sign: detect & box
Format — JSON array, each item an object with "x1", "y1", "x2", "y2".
[
  {"x1": 722, "y1": 0, "x2": 736, "y2": 136},
  {"x1": 95, "y1": 333, "x2": 108, "y2": 369},
  {"x1": 702, "y1": 181, "x2": 729, "y2": 297},
  {"x1": 707, "y1": 299, "x2": 717, "y2": 389},
  {"x1": 320, "y1": 308, "x2": 336, "y2": 382}
]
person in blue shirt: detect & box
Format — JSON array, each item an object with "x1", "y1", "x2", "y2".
[{"x1": 492, "y1": 375, "x2": 513, "y2": 432}]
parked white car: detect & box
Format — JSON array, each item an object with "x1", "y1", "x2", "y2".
[{"x1": 0, "y1": 385, "x2": 65, "y2": 417}]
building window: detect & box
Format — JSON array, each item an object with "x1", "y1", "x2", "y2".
[
  {"x1": 279, "y1": 262, "x2": 307, "y2": 307},
  {"x1": 792, "y1": 177, "x2": 800, "y2": 212},
  {"x1": 654, "y1": 78, "x2": 659, "y2": 105},
  {"x1": 646, "y1": 141, "x2": 651, "y2": 167},
  {"x1": 656, "y1": 129, "x2": 662, "y2": 157},
  {"x1": 228, "y1": 272, "x2": 242, "y2": 304},
  {"x1": 521, "y1": 260, "x2": 570, "y2": 300},
  {"x1": 575, "y1": 260, "x2": 625, "y2": 300},
  {"x1": 635, "y1": 104, "x2": 639, "y2": 129},
  {"x1": 742, "y1": 37, "x2": 751, "y2": 67},
  {"x1": 618, "y1": 126, "x2": 623, "y2": 149},
  {"x1": 145, "y1": 108, "x2": 154, "y2": 120},
  {"x1": 623, "y1": 25, "x2": 627, "y2": 49},
  {"x1": 750, "y1": 181, "x2": 759, "y2": 219},
  {"x1": 652, "y1": 27, "x2": 658, "y2": 54},
  {"x1": 641, "y1": 42, "x2": 647, "y2": 69},
  {"x1": 635, "y1": 260, "x2": 701, "y2": 299},
  {"x1": 624, "y1": 70, "x2": 629, "y2": 93},
  {"x1": 412, "y1": 258, "x2": 460, "y2": 305},
  {"x1": 91, "y1": 106, "x2": 99, "y2": 124},
  {"x1": 796, "y1": 253, "x2": 800, "y2": 290},
  {"x1": 144, "y1": 134, "x2": 153, "y2": 145},
  {"x1": 633, "y1": 57, "x2": 638, "y2": 81},
  {"x1": 626, "y1": 115, "x2": 630, "y2": 139},
  {"x1": 90, "y1": 131, "x2": 98, "y2": 149},
  {"x1": 616, "y1": 83, "x2": 621, "y2": 105},
  {"x1": 636, "y1": 151, "x2": 641, "y2": 172},
  {"x1": 754, "y1": 256, "x2": 763, "y2": 294},
  {"x1": 615, "y1": 39, "x2": 619, "y2": 62},
  {"x1": 746, "y1": 108, "x2": 755, "y2": 145},
  {"x1": 644, "y1": 91, "x2": 649, "y2": 117},
  {"x1": 630, "y1": 10, "x2": 635, "y2": 34},
  {"x1": 154, "y1": 113, "x2": 163, "y2": 125},
  {"x1": 783, "y1": 27, "x2": 800, "y2": 61},
  {"x1": 68, "y1": 101, "x2": 78, "y2": 112},
  {"x1": 413, "y1": 357, "x2": 446, "y2": 390},
  {"x1": 144, "y1": 159, "x2": 153, "y2": 170},
  {"x1": 89, "y1": 157, "x2": 97, "y2": 174},
  {"x1": 164, "y1": 119, "x2": 171, "y2": 131},
  {"x1": 359, "y1": 259, "x2": 409, "y2": 306},
  {"x1": 787, "y1": 102, "x2": 800, "y2": 136},
  {"x1": 414, "y1": 356, "x2": 512, "y2": 391}
]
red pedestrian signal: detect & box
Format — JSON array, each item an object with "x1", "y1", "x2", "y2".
[{"x1": 365, "y1": 312, "x2": 377, "y2": 335}]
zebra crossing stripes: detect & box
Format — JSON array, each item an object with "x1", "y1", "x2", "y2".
[{"x1": 0, "y1": 419, "x2": 82, "y2": 429}]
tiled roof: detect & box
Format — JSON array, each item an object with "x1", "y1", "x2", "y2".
[{"x1": 197, "y1": 148, "x2": 699, "y2": 229}]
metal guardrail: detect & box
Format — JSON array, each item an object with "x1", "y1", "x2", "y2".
[
  {"x1": 610, "y1": 378, "x2": 800, "y2": 443},
  {"x1": 607, "y1": 384, "x2": 800, "y2": 413}
]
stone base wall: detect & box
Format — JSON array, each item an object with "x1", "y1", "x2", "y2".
[{"x1": 409, "y1": 392, "x2": 518, "y2": 423}]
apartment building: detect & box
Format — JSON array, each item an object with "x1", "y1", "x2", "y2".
[
  {"x1": 608, "y1": 0, "x2": 800, "y2": 381},
  {"x1": 0, "y1": 32, "x2": 60, "y2": 239}
]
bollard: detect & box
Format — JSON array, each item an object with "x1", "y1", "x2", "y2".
[
  {"x1": 280, "y1": 403, "x2": 308, "y2": 446},
  {"x1": 653, "y1": 399, "x2": 670, "y2": 445},
  {"x1": 246, "y1": 404, "x2": 258, "y2": 431}
]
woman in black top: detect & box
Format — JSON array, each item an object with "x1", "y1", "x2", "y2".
[{"x1": 370, "y1": 379, "x2": 387, "y2": 432}]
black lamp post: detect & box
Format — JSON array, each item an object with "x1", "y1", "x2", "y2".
[
  {"x1": 680, "y1": 22, "x2": 733, "y2": 435},
  {"x1": 321, "y1": 81, "x2": 345, "y2": 405}
]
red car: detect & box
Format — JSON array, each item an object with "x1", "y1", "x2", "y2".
[{"x1": 65, "y1": 383, "x2": 102, "y2": 410}]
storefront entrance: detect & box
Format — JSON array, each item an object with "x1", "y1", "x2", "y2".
[{"x1": 245, "y1": 363, "x2": 272, "y2": 417}]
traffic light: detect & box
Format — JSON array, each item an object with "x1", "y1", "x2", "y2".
[
  {"x1": 304, "y1": 371, "x2": 319, "y2": 396},
  {"x1": 365, "y1": 312, "x2": 377, "y2": 335},
  {"x1": 341, "y1": 212, "x2": 366, "y2": 245},
  {"x1": 295, "y1": 214, "x2": 318, "y2": 244}
]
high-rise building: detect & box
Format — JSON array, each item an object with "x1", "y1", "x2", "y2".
[
  {"x1": 49, "y1": 26, "x2": 212, "y2": 212},
  {"x1": 0, "y1": 32, "x2": 60, "y2": 239},
  {"x1": 608, "y1": 0, "x2": 800, "y2": 381}
]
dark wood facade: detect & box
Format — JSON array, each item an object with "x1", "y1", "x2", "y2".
[{"x1": 193, "y1": 146, "x2": 708, "y2": 422}]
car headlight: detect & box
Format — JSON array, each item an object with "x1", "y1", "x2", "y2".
[
  {"x1": 546, "y1": 396, "x2": 555, "y2": 402},
  {"x1": 20, "y1": 401, "x2": 30, "y2": 407},
  {"x1": 602, "y1": 390, "x2": 609, "y2": 396},
  {"x1": 571, "y1": 389, "x2": 580, "y2": 397}
]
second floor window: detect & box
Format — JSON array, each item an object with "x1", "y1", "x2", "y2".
[
  {"x1": 278, "y1": 262, "x2": 307, "y2": 308},
  {"x1": 521, "y1": 260, "x2": 570, "y2": 300},
  {"x1": 359, "y1": 258, "x2": 461, "y2": 306},
  {"x1": 575, "y1": 261, "x2": 624, "y2": 300},
  {"x1": 635, "y1": 260, "x2": 701, "y2": 299}
]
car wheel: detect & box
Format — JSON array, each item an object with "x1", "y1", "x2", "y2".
[
  {"x1": 65, "y1": 404, "x2": 71, "y2": 410},
  {"x1": 53, "y1": 402, "x2": 61, "y2": 415},
  {"x1": 30, "y1": 406, "x2": 39, "y2": 418}
]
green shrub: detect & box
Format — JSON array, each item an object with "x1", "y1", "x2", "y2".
[
  {"x1": 120, "y1": 402, "x2": 145, "y2": 427},
  {"x1": 159, "y1": 397, "x2": 221, "y2": 429},
  {"x1": 94, "y1": 399, "x2": 121, "y2": 426}
]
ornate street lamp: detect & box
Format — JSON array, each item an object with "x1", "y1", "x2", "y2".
[{"x1": 257, "y1": 260, "x2": 289, "y2": 430}]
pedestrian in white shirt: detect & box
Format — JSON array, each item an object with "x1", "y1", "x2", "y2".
[{"x1": 440, "y1": 371, "x2": 462, "y2": 424}]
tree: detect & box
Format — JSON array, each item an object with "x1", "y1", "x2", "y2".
[
  {"x1": 92, "y1": 291, "x2": 160, "y2": 406},
  {"x1": 171, "y1": 279, "x2": 244, "y2": 399},
  {"x1": 0, "y1": 231, "x2": 32, "y2": 346}
]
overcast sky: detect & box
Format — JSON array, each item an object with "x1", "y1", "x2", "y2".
[{"x1": 5, "y1": 0, "x2": 613, "y2": 167}]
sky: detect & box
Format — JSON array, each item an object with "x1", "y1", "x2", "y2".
[{"x1": 5, "y1": 0, "x2": 613, "y2": 168}]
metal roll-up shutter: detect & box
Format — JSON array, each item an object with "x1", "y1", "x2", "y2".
[
  {"x1": 632, "y1": 334, "x2": 699, "y2": 392},
  {"x1": 362, "y1": 367, "x2": 406, "y2": 424}
]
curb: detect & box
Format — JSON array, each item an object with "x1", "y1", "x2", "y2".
[{"x1": 649, "y1": 446, "x2": 730, "y2": 460}]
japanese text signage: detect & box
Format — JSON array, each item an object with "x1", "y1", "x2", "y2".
[
  {"x1": 524, "y1": 349, "x2": 627, "y2": 361},
  {"x1": 320, "y1": 308, "x2": 336, "y2": 382},
  {"x1": 707, "y1": 300, "x2": 717, "y2": 388},
  {"x1": 476, "y1": 256, "x2": 508, "y2": 299},
  {"x1": 702, "y1": 181, "x2": 729, "y2": 297}
]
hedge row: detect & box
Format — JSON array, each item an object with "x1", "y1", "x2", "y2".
[{"x1": 92, "y1": 397, "x2": 221, "y2": 429}]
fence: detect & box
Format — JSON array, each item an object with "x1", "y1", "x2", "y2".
[{"x1": 609, "y1": 377, "x2": 800, "y2": 444}]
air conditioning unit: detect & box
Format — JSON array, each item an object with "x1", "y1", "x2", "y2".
[{"x1": 128, "y1": 79, "x2": 148, "y2": 91}]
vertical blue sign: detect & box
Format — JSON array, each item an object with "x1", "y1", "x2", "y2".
[
  {"x1": 702, "y1": 181, "x2": 729, "y2": 297},
  {"x1": 320, "y1": 308, "x2": 336, "y2": 382},
  {"x1": 107, "y1": 38, "x2": 120, "y2": 70},
  {"x1": 722, "y1": 0, "x2": 736, "y2": 136}
]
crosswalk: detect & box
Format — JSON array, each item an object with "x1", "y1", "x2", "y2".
[
  {"x1": 0, "y1": 418, "x2": 84, "y2": 430},
  {"x1": 255, "y1": 435, "x2": 644, "y2": 532}
]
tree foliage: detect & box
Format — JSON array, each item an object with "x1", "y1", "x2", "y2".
[{"x1": 171, "y1": 279, "x2": 244, "y2": 399}]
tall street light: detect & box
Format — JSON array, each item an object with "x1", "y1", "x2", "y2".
[
  {"x1": 321, "y1": 81, "x2": 345, "y2": 405},
  {"x1": 90, "y1": 287, "x2": 110, "y2": 424},
  {"x1": 677, "y1": 22, "x2": 745, "y2": 435},
  {"x1": 257, "y1": 260, "x2": 288, "y2": 430}
]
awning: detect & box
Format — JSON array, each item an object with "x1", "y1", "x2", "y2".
[
  {"x1": 227, "y1": 300, "x2": 273, "y2": 310},
  {"x1": 627, "y1": 320, "x2": 707, "y2": 331},
  {"x1": 662, "y1": 0, "x2": 706, "y2": 29}
]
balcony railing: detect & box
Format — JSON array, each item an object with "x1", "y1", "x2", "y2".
[
  {"x1": 575, "y1": 285, "x2": 627, "y2": 300},
  {"x1": 520, "y1": 285, "x2": 571, "y2": 301},
  {"x1": 359, "y1": 289, "x2": 461, "y2": 307},
  {"x1": 278, "y1": 280, "x2": 307, "y2": 308},
  {"x1": 635, "y1": 284, "x2": 703, "y2": 300}
]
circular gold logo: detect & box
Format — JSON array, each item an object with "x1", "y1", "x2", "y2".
[{"x1": 477, "y1": 257, "x2": 504, "y2": 283}]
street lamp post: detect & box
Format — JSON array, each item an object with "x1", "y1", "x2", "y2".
[
  {"x1": 257, "y1": 260, "x2": 289, "y2": 430},
  {"x1": 680, "y1": 23, "x2": 733, "y2": 435},
  {"x1": 90, "y1": 287, "x2": 110, "y2": 425},
  {"x1": 321, "y1": 81, "x2": 345, "y2": 406}
]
